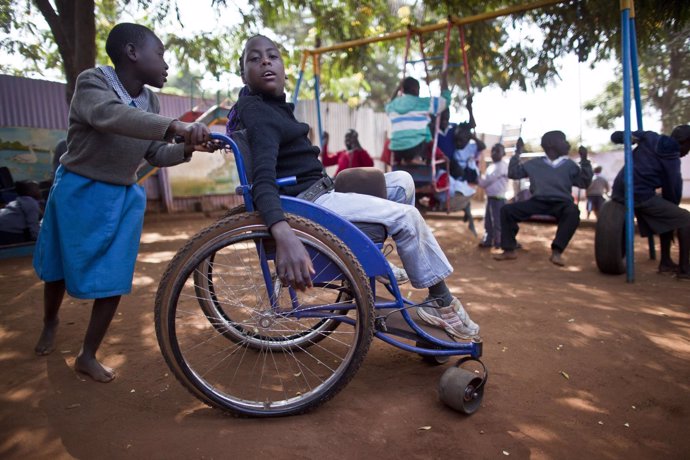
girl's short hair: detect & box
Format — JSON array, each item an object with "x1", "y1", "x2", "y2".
[{"x1": 105, "y1": 23, "x2": 157, "y2": 65}]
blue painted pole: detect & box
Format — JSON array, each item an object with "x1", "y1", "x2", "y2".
[
  {"x1": 292, "y1": 69, "x2": 304, "y2": 106},
  {"x1": 629, "y1": 12, "x2": 656, "y2": 261},
  {"x1": 314, "y1": 73, "x2": 324, "y2": 149},
  {"x1": 621, "y1": 3, "x2": 635, "y2": 283},
  {"x1": 629, "y1": 17, "x2": 643, "y2": 131}
]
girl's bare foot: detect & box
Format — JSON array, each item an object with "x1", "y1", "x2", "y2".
[
  {"x1": 75, "y1": 353, "x2": 115, "y2": 383},
  {"x1": 34, "y1": 321, "x2": 58, "y2": 356}
]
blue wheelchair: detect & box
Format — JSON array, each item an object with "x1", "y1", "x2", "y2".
[{"x1": 154, "y1": 133, "x2": 487, "y2": 417}]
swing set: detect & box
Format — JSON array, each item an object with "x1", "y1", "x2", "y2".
[
  {"x1": 293, "y1": 0, "x2": 646, "y2": 282},
  {"x1": 292, "y1": 0, "x2": 568, "y2": 202}
]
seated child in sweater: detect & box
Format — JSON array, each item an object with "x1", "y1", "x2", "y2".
[
  {"x1": 610, "y1": 125, "x2": 690, "y2": 277},
  {"x1": 226, "y1": 35, "x2": 480, "y2": 340},
  {"x1": 494, "y1": 131, "x2": 592, "y2": 266},
  {"x1": 0, "y1": 180, "x2": 43, "y2": 245},
  {"x1": 33, "y1": 23, "x2": 211, "y2": 382}
]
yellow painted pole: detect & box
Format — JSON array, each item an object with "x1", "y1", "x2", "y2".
[
  {"x1": 299, "y1": 51, "x2": 309, "y2": 72},
  {"x1": 137, "y1": 167, "x2": 158, "y2": 184},
  {"x1": 306, "y1": 0, "x2": 567, "y2": 56},
  {"x1": 450, "y1": 0, "x2": 567, "y2": 26}
]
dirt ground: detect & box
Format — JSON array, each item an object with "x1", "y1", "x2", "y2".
[{"x1": 1, "y1": 211, "x2": 689, "y2": 460}]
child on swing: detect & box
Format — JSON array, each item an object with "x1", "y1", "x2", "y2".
[
  {"x1": 385, "y1": 74, "x2": 451, "y2": 165},
  {"x1": 224, "y1": 35, "x2": 479, "y2": 340},
  {"x1": 33, "y1": 23, "x2": 211, "y2": 382}
]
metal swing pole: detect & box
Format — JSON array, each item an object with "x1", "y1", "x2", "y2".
[
  {"x1": 458, "y1": 25, "x2": 472, "y2": 96},
  {"x1": 417, "y1": 32, "x2": 432, "y2": 90},
  {"x1": 400, "y1": 28, "x2": 413, "y2": 87},
  {"x1": 429, "y1": 21, "x2": 453, "y2": 206},
  {"x1": 292, "y1": 51, "x2": 309, "y2": 107},
  {"x1": 313, "y1": 54, "x2": 325, "y2": 148},
  {"x1": 627, "y1": 3, "x2": 656, "y2": 261},
  {"x1": 621, "y1": 0, "x2": 635, "y2": 282}
]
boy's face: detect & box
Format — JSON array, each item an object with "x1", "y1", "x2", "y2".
[
  {"x1": 439, "y1": 110, "x2": 450, "y2": 131},
  {"x1": 491, "y1": 145, "x2": 505, "y2": 162},
  {"x1": 455, "y1": 128, "x2": 471, "y2": 149},
  {"x1": 242, "y1": 36, "x2": 285, "y2": 97},
  {"x1": 344, "y1": 132, "x2": 356, "y2": 150},
  {"x1": 135, "y1": 34, "x2": 168, "y2": 89}
]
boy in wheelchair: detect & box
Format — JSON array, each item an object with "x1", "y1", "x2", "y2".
[{"x1": 225, "y1": 35, "x2": 480, "y2": 340}]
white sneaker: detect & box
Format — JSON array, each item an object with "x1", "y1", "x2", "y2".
[
  {"x1": 376, "y1": 262, "x2": 409, "y2": 285},
  {"x1": 417, "y1": 296, "x2": 480, "y2": 339}
]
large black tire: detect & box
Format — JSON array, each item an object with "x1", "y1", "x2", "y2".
[
  {"x1": 155, "y1": 212, "x2": 374, "y2": 417},
  {"x1": 595, "y1": 200, "x2": 626, "y2": 275}
]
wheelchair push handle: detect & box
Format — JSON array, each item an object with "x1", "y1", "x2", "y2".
[{"x1": 173, "y1": 132, "x2": 233, "y2": 147}]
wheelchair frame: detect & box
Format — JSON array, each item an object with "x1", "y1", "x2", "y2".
[{"x1": 154, "y1": 133, "x2": 486, "y2": 417}]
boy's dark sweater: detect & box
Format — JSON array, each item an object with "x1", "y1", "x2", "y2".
[
  {"x1": 611, "y1": 130, "x2": 682, "y2": 205},
  {"x1": 237, "y1": 93, "x2": 324, "y2": 228},
  {"x1": 508, "y1": 155, "x2": 592, "y2": 201}
]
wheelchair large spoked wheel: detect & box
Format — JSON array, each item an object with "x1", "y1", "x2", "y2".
[
  {"x1": 155, "y1": 212, "x2": 375, "y2": 417},
  {"x1": 193, "y1": 252, "x2": 348, "y2": 349}
]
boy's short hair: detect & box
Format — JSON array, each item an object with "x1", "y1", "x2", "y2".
[
  {"x1": 671, "y1": 125, "x2": 690, "y2": 144},
  {"x1": 402, "y1": 77, "x2": 419, "y2": 95},
  {"x1": 492, "y1": 143, "x2": 505, "y2": 153},
  {"x1": 105, "y1": 23, "x2": 157, "y2": 65},
  {"x1": 541, "y1": 130, "x2": 569, "y2": 156},
  {"x1": 593, "y1": 165, "x2": 603, "y2": 174}
]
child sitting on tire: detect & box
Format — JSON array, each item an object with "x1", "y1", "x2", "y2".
[{"x1": 610, "y1": 125, "x2": 690, "y2": 278}]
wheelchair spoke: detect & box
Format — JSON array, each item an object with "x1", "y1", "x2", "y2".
[{"x1": 156, "y1": 214, "x2": 373, "y2": 416}]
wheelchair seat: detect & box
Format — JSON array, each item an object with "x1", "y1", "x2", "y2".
[
  {"x1": 333, "y1": 167, "x2": 388, "y2": 244},
  {"x1": 230, "y1": 130, "x2": 388, "y2": 244}
]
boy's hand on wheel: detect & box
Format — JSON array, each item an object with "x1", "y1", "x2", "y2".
[{"x1": 271, "y1": 221, "x2": 315, "y2": 292}]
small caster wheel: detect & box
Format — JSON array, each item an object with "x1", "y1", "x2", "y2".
[
  {"x1": 438, "y1": 366, "x2": 484, "y2": 414},
  {"x1": 416, "y1": 341, "x2": 450, "y2": 365}
]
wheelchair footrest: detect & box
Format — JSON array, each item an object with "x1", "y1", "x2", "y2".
[{"x1": 378, "y1": 307, "x2": 457, "y2": 342}]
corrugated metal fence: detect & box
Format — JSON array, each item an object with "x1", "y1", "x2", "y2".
[{"x1": 295, "y1": 101, "x2": 390, "y2": 164}]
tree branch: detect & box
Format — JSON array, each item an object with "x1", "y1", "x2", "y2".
[{"x1": 33, "y1": 0, "x2": 72, "y2": 59}]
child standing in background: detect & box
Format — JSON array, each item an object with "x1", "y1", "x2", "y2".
[
  {"x1": 586, "y1": 165, "x2": 609, "y2": 219},
  {"x1": 478, "y1": 144, "x2": 509, "y2": 249},
  {"x1": 33, "y1": 23, "x2": 211, "y2": 382}
]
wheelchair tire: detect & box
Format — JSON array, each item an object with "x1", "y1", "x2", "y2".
[
  {"x1": 594, "y1": 200, "x2": 626, "y2": 275},
  {"x1": 155, "y1": 212, "x2": 375, "y2": 417}
]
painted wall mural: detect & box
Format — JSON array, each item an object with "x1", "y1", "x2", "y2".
[{"x1": 0, "y1": 127, "x2": 65, "y2": 183}]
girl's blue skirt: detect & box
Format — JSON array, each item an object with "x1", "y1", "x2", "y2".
[{"x1": 33, "y1": 166, "x2": 146, "y2": 299}]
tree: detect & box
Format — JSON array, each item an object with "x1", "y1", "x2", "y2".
[
  {"x1": 230, "y1": 0, "x2": 688, "y2": 112},
  {"x1": 584, "y1": 26, "x2": 690, "y2": 133},
  {"x1": 0, "y1": 0, "x2": 237, "y2": 102},
  {"x1": 219, "y1": 0, "x2": 402, "y2": 109},
  {"x1": 2, "y1": 0, "x2": 688, "y2": 112}
]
